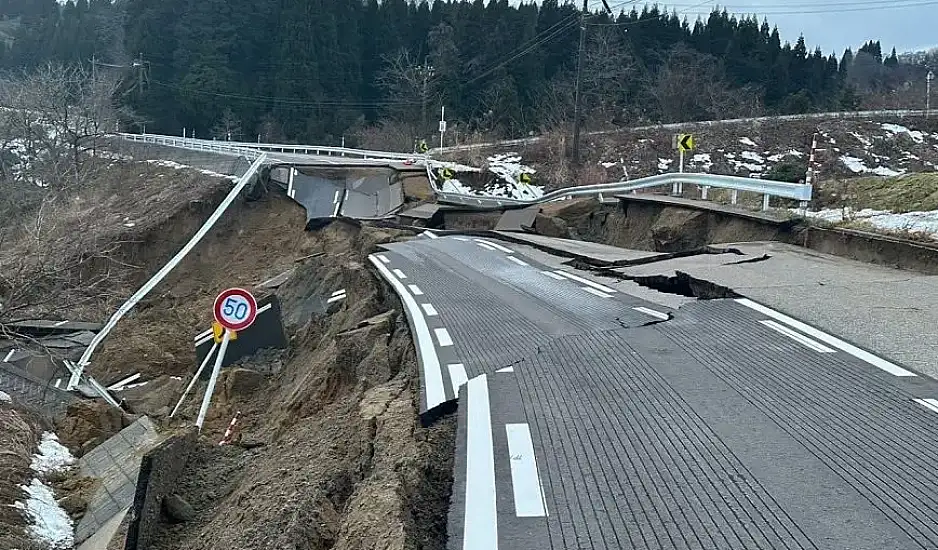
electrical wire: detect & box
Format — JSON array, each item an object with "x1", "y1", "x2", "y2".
[{"x1": 149, "y1": 80, "x2": 421, "y2": 108}]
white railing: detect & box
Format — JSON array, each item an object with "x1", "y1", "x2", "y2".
[{"x1": 435, "y1": 109, "x2": 933, "y2": 154}]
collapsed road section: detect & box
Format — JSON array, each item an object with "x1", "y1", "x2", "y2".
[{"x1": 372, "y1": 231, "x2": 938, "y2": 550}]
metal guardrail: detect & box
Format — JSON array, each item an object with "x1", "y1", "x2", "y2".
[
  {"x1": 434, "y1": 172, "x2": 812, "y2": 211},
  {"x1": 119, "y1": 133, "x2": 265, "y2": 160},
  {"x1": 435, "y1": 109, "x2": 934, "y2": 154}
]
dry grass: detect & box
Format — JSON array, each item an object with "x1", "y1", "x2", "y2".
[{"x1": 814, "y1": 173, "x2": 938, "y2": 213}]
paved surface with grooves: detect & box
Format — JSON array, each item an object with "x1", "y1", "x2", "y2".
[{"x1": 372, "y1": 234, "x2": 938, "y2": 550}]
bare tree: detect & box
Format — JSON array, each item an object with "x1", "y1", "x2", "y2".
[
  {"x1": 212, "y1": 108, "x2": 243, "y2": 141},
  {"x1": 377, "y1": 49, "x2": 427, "y2": 133},
  {"x1": 583, "y1": 27, "x2": 637, "y2": 127}
]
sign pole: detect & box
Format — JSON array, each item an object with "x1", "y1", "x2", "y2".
[
  {"x1": 170, "y1": 341, "x2": 218, "y2": 418},
  {"x1": 196, "y1": 329, "x2": 231, "y2": 431},
  {"x1": 678, "y1": 148, "x2": 685, "y2": 195},
  {"x1": 439, "y1": 105, "x2": 446, "y2": 149}
]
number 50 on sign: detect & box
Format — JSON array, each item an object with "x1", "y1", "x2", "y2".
[{"x1": 213, "y1": 288, "x2": 258, "y2": 332}]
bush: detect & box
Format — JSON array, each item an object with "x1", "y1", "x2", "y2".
[{"x1": 765, "y1": 160, "x2": 808, "y2": 183}]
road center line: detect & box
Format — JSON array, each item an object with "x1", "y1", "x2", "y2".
[
  {"x1": 368, "y1": 255, "x2": 447, "y2": 410},
  {"x1": 554, "y1": 270, "x2": 617, "y2": 293},
  {"x1": 542, "y1": 271, "x2": 566, "y2": 280},
  {"x1": 506, "y1": 423, "x2": 548, "y2": 518},
  {"x1": 409, "y1": 284, "x2": 424, "y2": 296},
  {"x1": 582, "y1": 287, "x2": 614, "y2": 299},
  {"x1": 474, "y1": 239, "x2": 514, "y2": 254},
  {"x1": 913, "y1": 398, "x2": 938, "y2": 415},
  {"x1": 737, "y1": 298, "x2": 915, "y2": 377},
  {"x1": 464, "y1": 375, "x2": 498, "y2": 549},
  {"x1": 633, "y1": 307, "x2": 669, "y2": 321},
  {"x1": 507, "y1": 256, "x2": 529, "y2": 267},
  {"x1": 434, "y1": 327, "x2": 454, "y2": 347},
  {"x1": 422, "y1": 303, "x2": 439, "y2": 316},
  {"x1": 448, "y1": 363, "x2": 468, "y2": 396},
  {"x1": 393, "y1": 268, "x2": 408, "y2": 280},
  {"x1": 760, "y1": 320, "x2": 835, "y2": 353}
]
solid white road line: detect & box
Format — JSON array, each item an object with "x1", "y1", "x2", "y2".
[
  {"x1": 474, "y1": 239, "x2": 514, "y2": 254},
  {"x1": 507, "y1": 256, "x2": 529, "y2": 267},
  {"x1": 633, "y1": 307, "x2": 669, "y2": 321},
  {"x1": 453, "y1": 237, "x2": 470, "y2": 242},
  {"x1": 393, "y1": 269, "x2": 408, "y2": 280},
  {"x1": 505, "y1": 423, "x2": 548, "y2": 518},
  {"x1": 54, "y1": 320, "x2": 68, "y2": 327},
  {"x1": 422, "y1": 303, "x2": 439, "y2": 316},
  {"x1": 2, "y1": 350, "x2": 13, "y2": 363},
  {"x1": 326, "y1": 294, "x2": 346, "y2": 304},
  {"x1": 496, "y1": 366, "x2": 515, "y2": 373},
  {"x1": 333, "y1": 189, "x2": 341, "y2": 203},
  {"x1": 435, "y1": 328, "x2": 454, "y2": 347},
  {"x1": 914, "y1": 398, "x2": 938, "y2": 415},
  {"x1": 107, "y1": 373, "x2": 141, "y2": 391},
  {"x1": 737, "y1": 298, "x2": 916, "y2": 377},
  {"x1": 465, "y1": 375, "x2": 498, "y2": 549},
  {"x1": 331, "y1": 289, "x2": 346, "y2": 297},
  {"x1": 194, "y1": 329, "x2": 213, "y2": 341},
  {"x1": 376, "y1": 254, "x2": 391, "y2": 264},
  {"x1": 195, "y1": 334, "x2": 214, "y2": 347},
  {"x1": 368, "y1": 255, "x2": 447, "y2": 409},
  {"x1": 582, "y1": 287, "x2": 614, "y2": 299},
  {"x1": 448, "y1": 363, "x2": 468, "y2": 396},
  {"x1": 476, "y1": 241, "x2": 498, "y2": 252},
  {"x1": 760, "y1": 320, "x2": 835, "y2": 353},
  {"x1": 258, "y1": 303, "x2": 272, "y2": 314},
  {"x1": 554, "y1": 270, "x2": 617, "y2": 293},
  {"x1": 332, "y1": 200, "x2": 341, "y2": 217},
  {"x1": 542, "y1": 271, "x2": 566, "y2": 281},
  {"x1": 423, "y1": 230, "x2": 440, "y2": 239}
]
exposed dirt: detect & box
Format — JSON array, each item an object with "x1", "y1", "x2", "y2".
[{"x1": 0, "y1": 404, "x2": 43, "y2": 550}]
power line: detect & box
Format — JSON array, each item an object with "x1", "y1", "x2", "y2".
[{"x1": 149, "y1": 80, "x2": 421, "y2": 109}]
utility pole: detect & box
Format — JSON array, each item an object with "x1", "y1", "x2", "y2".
[
  {"x1": 418, "y1": 58, "x2": 435, "y2": 138},
  {"x1": 928, "y1": 70, "x2": 934, "y2": 118},
  {"x1": 571, "y1": 0, "x2": 587, "y2": 165}
]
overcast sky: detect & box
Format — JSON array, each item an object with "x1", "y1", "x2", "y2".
[{"x1": 575, "y1": 1, "x2": 937, "y2": 56}]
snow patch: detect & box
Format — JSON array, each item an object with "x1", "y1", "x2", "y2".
[
  {"x1": 851, "y1": 132, "x2": 872, "y2": 147},
  {"x1": 0, "y1": 390, "x2": 11, "y2": 403},
  {"x1": 441, "y1": 178, "x2": 472, "y2": 194},
  {"x1": 801, "y1": 207, "x2": 938, "y2": 237},
  {"x1": 12, "y1": 479, "x2": 74, "y2": 549},
  {"x1": 145, "y1": 159, "x2": 238, "y2": 180},
  {"x1": 840, "y1": 155, "x2": 906, "y2": 176},
  {"x1": 739, "y1": 137, "x2": 757, "y2": 147},
  {"x1": 600, "y1": 161, "x2": 617, "y2": 168},
  {"x1": 657, "y1": 158, "x2": 673, "y2": 171},
  {"x1": 740, "y1": 151, "x2": 764, "y2": 164},
  {"x1": 881, "y1": 123, "x2": 926, "y2": 144},
  {"x1": 30, "y1": 433, "x2": 75, "y2": 475},
  {"x1": 690, "y1": 153, "x2": 713, "y2": 171}
]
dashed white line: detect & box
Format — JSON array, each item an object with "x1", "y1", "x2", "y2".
[
  {"x1": 434, "y1": 327, "x2": 454, "y2": 347},
  {"x1": 496, "y1": 366, "x2": 514, "y2": 373},
  {"x1": 368, "y1": 255, "x2": 447, "y2": 410},
  {"x1": 507, "y1": 257, "x2": 529, "y2": 267},
  {"x1": 542, "y1": 271, "x2": 566, "y2": 281},
  {"x1": 409, "y1": 285, "x2": 424, "y2": 296},
  {"x1": 422, "y1": 303, "x2": 439, "y2": 316},
  {"x1": 505, "y1": 423, "x2": 548, "y2": 518},
  {"x1": 376, "y1": 254, "x2": 391, "y2": 264},
  {"x1": 582, "y1": 287, "x2": 613, "y2": 299},
  {"x1": 476, "y1": 241, "x2": 497, "y2": 252},
  {"x1": 554, "y1": 270, "x2": 617, "y2": 293},
  {"x1": 914, "y1": 398, "x2": 938, "y2": 415},
  {"x1": 393, "y1": 269, "x2": 408, "y2": 280},
  {"x1": 633, "y1": 307, "x2": 669, "y2": 321},
  {"x1": 736, "y1": 298, "x2": 915, "y2": 377},
  {"x1": 464, "y1": 375, "x2": 498, "y2": 549},
  {"x1": 760, "y1": 320, "x2": 835, "y2": 353},
  {"x1": 474, "y1": 239, "x2": 514, "y2": 254},
  {"x1": 448, "y1": 363, "x2": 468, "y2": 396}
]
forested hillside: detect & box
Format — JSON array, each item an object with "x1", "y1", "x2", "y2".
[{"x1": 0, "y1": 0, "x2": 935, "y2": 147}]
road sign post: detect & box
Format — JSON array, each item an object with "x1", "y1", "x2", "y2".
[
  {"x1": 674, "y1": 134, "x2": 695, "y2": 196},
  {"x1": 193, "y1": 288, "x2": 259, "y2": 430}
]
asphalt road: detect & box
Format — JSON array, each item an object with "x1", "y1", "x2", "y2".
[{"x1": 371, "y1": 232, "x2": 938, "y2": 550}]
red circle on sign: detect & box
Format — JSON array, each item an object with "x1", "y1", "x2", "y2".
[{"x1": 213, "y1": 288, "x2": 258, "y2": 332}]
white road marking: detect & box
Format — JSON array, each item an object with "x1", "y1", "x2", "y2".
[
  {"x1": 107, "y1": 373, "x2": 141, "y2": 391},
  {"x1": 326, "y1": 294, "x2": 346, "y2": 304},
  {"x1": 914, "y1": 399, "x2": 938, "y2": 415},
  {"x1": 506, "y1": 423, "x2": 548, "y2": 518},
  {"x1": 409, "y1": 285, "x2": 424, "y2": 296},
  {"x1": 194, "y1": 328, "x2": 212, "y2": 341},
  {"x1": 195, "y1": 334, "x2": 214, "y2": 347},
  {"x1": 448, "y1": 363, "x2": 468, "y2": 396},
  {"x1": 54, "y1": 379, "x2": 61, "y2": 388},
  {"x1": 453, "y1": 237, "x2": 470, "y2": 242},
  {"x1": 2, "y1": 350, "x2": 15, "y2": 363},
  {"x1": 476, "y1": 241, "x2": 497, "y2": 252},
  {"x1": 331, "y1": 289, "x2": 346, "y2": 297},
  {"x1": 423, "y1": 230, "x2": 439, "y2": 239},
  {"x1": 434, "y1": 328, "x2": 454, "y2": 347},
  {"x1": 507, "y1": 256, "x2": 529, "y2": 267},
  {"x1": 582, "y1": 287, "x2": 614, "y2": 299},
  {"x1": 258, "y1": 303, "x2": 272, "y2": 314},
  {"x1": 333, "y1": 190, "x2": 341, "y2": 203},
  {"x1": 496, "y1": 366, "x2": 514, "y2": 373},
  {"x1": 332, "y1": 200, "x2": 341, "y2": 217},
  {"x1": 760, "y1": 320, "x2": 835, "y2": 353},
  {"x1": 289, "y1": 188, "x2": 296, "y2": 198},
  {"x1": 633, "y1": 307, "x2": 669, "y2": 321},
  {"x1": 737, "y1": 298, "x2": 915, "y2": 377},
  {"x1": 474, "y1": 239, "x2": 514, "y2": 254},
  {"x1": 344, "y1": 189, "x2": 349, "y2": 201},
  {"x1": 54, "y1": 320, "x2": 69, "y2": 327},
  {"x1": 464, "y1": 375, "x2": 498, "y2": 548},
  {"x1": 376, "y1": 254, "x2": 391, "y2": 264},
  {"x1": 422, "y1": 303, "x2": 439, "y2": 316},
  {"x1": 542, "y1": 271, "x2": 566, "y2": 280},
  {"x1": 554, "y1": 270, "x2": 617, "y2": 293},
  {"x1": 393, "y1": 269, "x2": 408, "y2": 280},
  {"x1": 368, "y1": 255, "x2": 447, "y2": 409}
]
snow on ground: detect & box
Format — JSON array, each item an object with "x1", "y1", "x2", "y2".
[
  {"x1": 657, "y1": 158, "x2": 673, "y2": 171},
  {"x1": 882, "y1": 123, "x2": 926, "y2": 144},
  {"x1": 840, "y1": 155, "x2": 906, "y2": 177},
  {"x1": 739, "y1": 137, "x2": 757, "y2": 147},
  {"x1": 441, "y1": 178, "x2": 472, "y2": 194},
  {"x1": 12, "y1": 432, "x2": 76, "y2": 549},
  {"x1": 741, "y1": 151, "x2": 765, "y2": 163},
  {"x1": 800, "y1": 207, "x2": 938, "y2": 238},
  {"x1": 0, "y1": 390, "x2": 11, "y2": 403},
  {"x1": 690, "y1": 153, "x2": 713, "y2": 171},
  {"x1": 600, "y1": 161, "x2": 617, "y2": 168},
  {"x1": 146, "y1": 159, "x2": 238, "y2": 180},
  {"x1": 427, "y1": 159, "x2": 480, "y2": 173}
]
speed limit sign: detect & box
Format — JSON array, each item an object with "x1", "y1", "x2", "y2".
[{"x1": 213, "y1": 288, "x2": 258, "y2": 332}]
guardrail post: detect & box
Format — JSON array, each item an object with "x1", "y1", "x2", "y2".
[
  {"x1": 731, "y1": 190, "x2": 738, "y2": 205},
  {"x1": 701, "y1": 186, "x2": 709, "y2": 200},
  {"x1": 762, "y1": 194, "x2": 770, "y2": 211}
]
